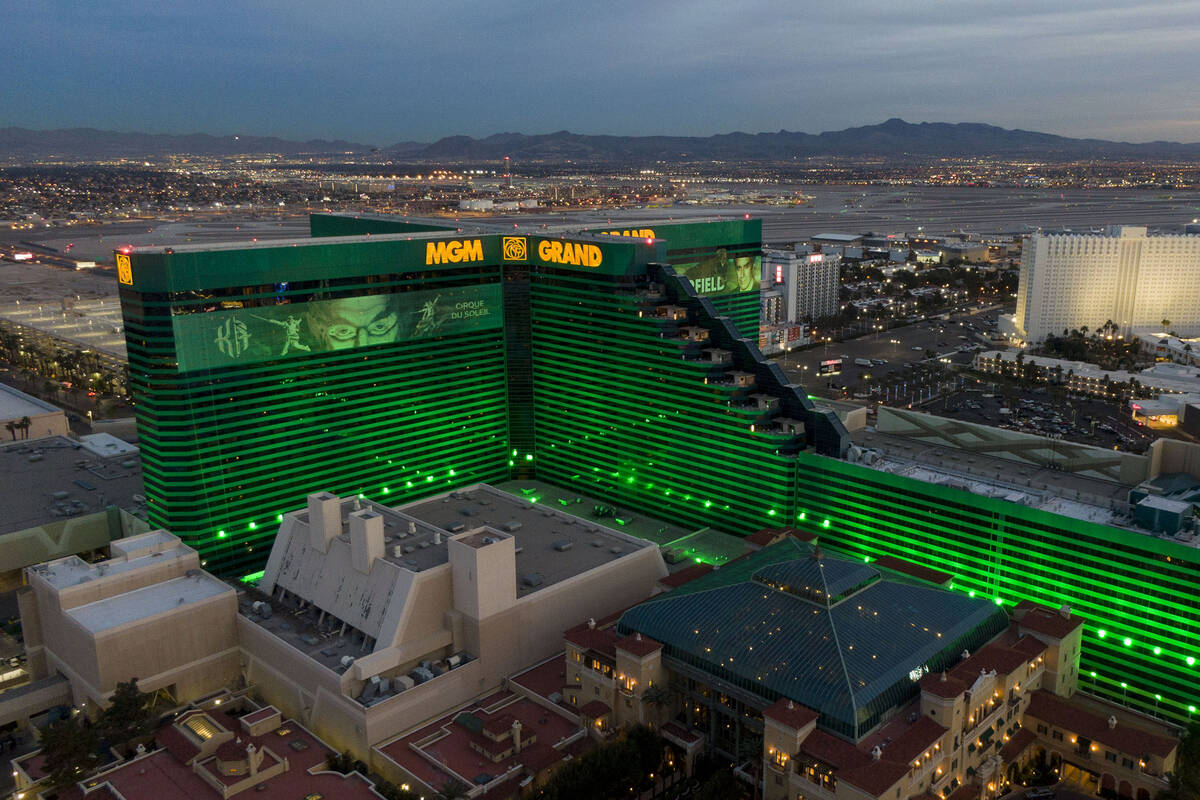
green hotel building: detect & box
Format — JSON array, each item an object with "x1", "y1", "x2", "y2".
[{"x1": 118, "y1": 212, "x2": 1199, "y2": 725}]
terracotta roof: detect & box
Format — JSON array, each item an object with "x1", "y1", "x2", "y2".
[
  {"x1": 215, "y1": 739, "x2": 248, "y2": 761},
  {"x1": 564, "y1": 624, "x2": 618, "y2": 658},
  {"x1": 578, "y1": 700, "x2": 611, "y2": 719},
  {"x1": 763, "y1": 698, "x2": 819, "y2": 731},
  {"x1": 1016, "y1": 602, "x2": 1085, "y2": 640},
  {"x1": 1012, "y1": 636, "x2": 1048, "y2": 658},
  {"x1": 947, "y1": 782, "x2": 982, "y2": 800},
  {"x1": 921, "y1": 670, "x2": 970, "y2": 699},
  {"x1": 155, "y1": 725, "x2": 201, "y2": 764},
  {"x1": 1000, "y1": 727, "x2": 1037, "y2": 762},
  {"x1": 1025, "y1": 690, "x2": 1177, "y2": 759},
  {"x1": 482, "y1": 712, "x2": 516, "y2": 736},
  {"x1": 747, "y1": 527, "x2": 817, "y2": 547},
  {"x1": 800, "y1": 729, "x2": 872, "y2": 771},
  {"x1": 657, "y1": 564, "x2": 714, "y2": 589},
  {"x1": 873, "y1": 556, "x2": 953, "y2": 586},
  {"x1": 881, "y1": 716, "x2": 947, "y2": 764},
  {"x1": 949, "y1": 638, "x2": 1040, "y2": 684},
  {"x1": 801, "y1": 716, "x2": 947, "y2": 796},
  {"x1": 615, "y1": 633, "x2": 662, "y2": 658},
  {"x1": 840, "y1": 758, "x2": 910, "y2": 795},
  {"x1": 661, "y1": 721, "x2": 703, "y2": 744}
]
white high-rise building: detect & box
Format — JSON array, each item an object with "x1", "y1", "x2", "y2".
[
  {"x1": 762, "y1": 247, "x2": 840, "y2": 323},
  {"x1": 1009, "y1": 226, "x2": 1200, "y2": 343}
]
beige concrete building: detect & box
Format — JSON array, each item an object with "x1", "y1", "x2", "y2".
[
  {"x1": 240, "y1": 483, "x2": 668, "y2": 758},
  {"x1": 20, "y1": 530, "x2": 241, "y2": 710},
  {"x1": 0, "y1": 383, "x2": 68, "y2": 443}
]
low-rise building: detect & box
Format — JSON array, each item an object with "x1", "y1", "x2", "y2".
[{"x1": 549, "y1": 537, "x2": 1181, "y2": 800}]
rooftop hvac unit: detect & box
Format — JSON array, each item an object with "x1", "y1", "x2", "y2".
[
  {"x1": 341, "y1": 655, "x2": 355, "y2": 668},
  {"x1": 553, "y1": 540, "x2": 573, "y2": 552},
  {"x1": 446, "y1": 654, "x2": 463, "y2": 669},
  {"x1": 394, "y1": 674, "x2": 415, "y2": 691},
  {"x1": 446, "y1": 522, "x2": 466, "y2": 533}
]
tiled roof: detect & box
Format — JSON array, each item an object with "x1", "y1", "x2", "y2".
[
  {"x1": 1025, "y1": 691, "x2": 1176, "y2": 759},
  {"x1": 1000, "y1": 727, "x2": 1037, "y2": 762},
  {"x1": 873, "y1": 556, "x2": 952, "y2": 586},
  {"x1": 657, "y1": 564, "x2": 715, "y2": 589},
  {"x1": 763, "y1": 698, "x2": 819, "y2": 730},
  {"x1": 1015, "y1": 601, "x2": 1085, "y2": 639},
  {"x1": 215, "y1": 739, "x2": 248, "y2": 761},
  {"x1": 946, "y1": 782, "x2": 982, "y2": 800},
  {"x1": 882, "y1": 716, "x2": 947, "y2": 764},
  {"x1": 564, "y1": 624, "x2": 617, "y2": 658},
  {"x1": 920, "y1": 670, "x2": 970, "y2": 699},
  {"x1": 615, "y1": 633, "x2": 661, "y2": 658},
  {"x1": 949, "y1": 638, "x2": 1042, "y2": 684},
  {"x1": 578, "y1": 700, "x2": 611, "y2": 719},
  {"x1": 482, "y1": 712, "x2": 516, "y2": 736},
  {"x1": 661, "y1": 721, "x2": 703, "y2": 744}
]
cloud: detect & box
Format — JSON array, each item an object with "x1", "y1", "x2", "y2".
[{"x1": 2, "y1": 0, "x2": 1198, "y2": 143}]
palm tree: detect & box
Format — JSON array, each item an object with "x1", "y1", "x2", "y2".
[
  {"x1": 18, "y1": 416, "x2": 31, "y2": 439},
  {"x1": 4, "y1": 421, "x2": 15, "y2": 441}
]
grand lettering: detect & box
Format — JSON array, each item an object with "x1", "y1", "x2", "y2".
[{"x1": 537, "y1": 240, "x2": 603, "y2": 268}]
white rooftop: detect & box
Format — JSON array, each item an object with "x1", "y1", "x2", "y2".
[
  {"x1": 66, "y1": 573, "x2": 230, "y2": 633},
  {"x1": 78, "y1": 433, "x2": 139, "y2": 458},
  {"x1": 32, "y1": 542, "x2": 194, "y2": 590},
  {"x1": 0, "y1": 383, "x2": 59, "y2": 420}
]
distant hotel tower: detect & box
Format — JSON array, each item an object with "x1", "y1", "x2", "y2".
[{"x1": 1008, "y1": 225, "x2": 1200, "y2": 343}]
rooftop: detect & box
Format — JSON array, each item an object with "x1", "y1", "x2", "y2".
[
  {"x1": 493, "y1": 478, "x2": 746, "y2": 568},
  {"x1": 375, "y1": 689, "x2": 582, "y2": 794},
  {"x1": 67, "y1": 572, "x2": 231, "y2": 633},
  {"x1": 29, "y1": 537, "x2": 194, "y2": 592},
  {"x1": 617, "y1": 539, "x2": 1009, "y2": 739},
  {"x1": 0, "y1": 435, "x2": 144, "y2": 537},
  {"x1": 401, "y1": 484, "x2": 658, "y2": 593},
  {"x1": 0, "y1": 382, "x2": 59, "y2": 419},
  {"x1": 851, "y1": 430, "x2": 1139, "y2": 529},
  {"x1": 67, "y1": 703, "x2": 384, "y2": 800}
]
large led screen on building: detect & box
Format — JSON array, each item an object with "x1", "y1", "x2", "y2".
[
  {"x1": 674, "y1": 249, "x2": 761, "y2": 296},
  {"x1": 171, "y1": 284, "x2": 501, "y2": 372}
]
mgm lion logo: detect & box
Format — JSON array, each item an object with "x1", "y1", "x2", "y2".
[
  {"x1": 115, "y1": 253, "x2": 133, "y2": 285},
  {"x1": 502, "y1": 236, "x2": 527, "y2": 261}
]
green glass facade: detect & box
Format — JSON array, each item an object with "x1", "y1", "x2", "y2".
[
  {"x1": 121, "y1": 237, "x2": 513, "y2": 576},
  {"x1": 791, "y1": 451, "x2": 1200, "y2": 724},
  {"x1": 119, "y1": 210, "x2": 1200, "y2": 726}
]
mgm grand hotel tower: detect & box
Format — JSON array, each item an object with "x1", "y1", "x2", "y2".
[{"x1": 118, "y1": 213, "x2": 1200, "y2": 726}]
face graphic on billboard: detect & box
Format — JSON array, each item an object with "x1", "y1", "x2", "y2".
[{"x1": 306, "y1": 295, "x2": 402, "y2": 350}]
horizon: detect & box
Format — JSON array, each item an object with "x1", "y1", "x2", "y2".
[
  {"x1": 5, "y1": 117, "x2": 1200, "y2": 150},
  {"x1": 3, "y1": 1, "x2": 1199, "y2": 145}
]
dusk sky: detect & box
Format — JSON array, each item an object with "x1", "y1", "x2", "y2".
[{"x1": 4, "y1": 0, "x2": 1200, "y2": 145}]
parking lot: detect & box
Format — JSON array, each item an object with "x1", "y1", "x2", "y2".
[{"x1": 776, "y1": 304, "x2": 1009, "y2": 398}]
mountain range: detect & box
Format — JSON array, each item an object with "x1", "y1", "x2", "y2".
[{"x1": 4, "y1": 119, "x2": 1200, "y2": 162}]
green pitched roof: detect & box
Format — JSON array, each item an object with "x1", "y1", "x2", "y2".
[{"x1": 618, "y1": 540, "x2": 1007, "y2": 739}]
